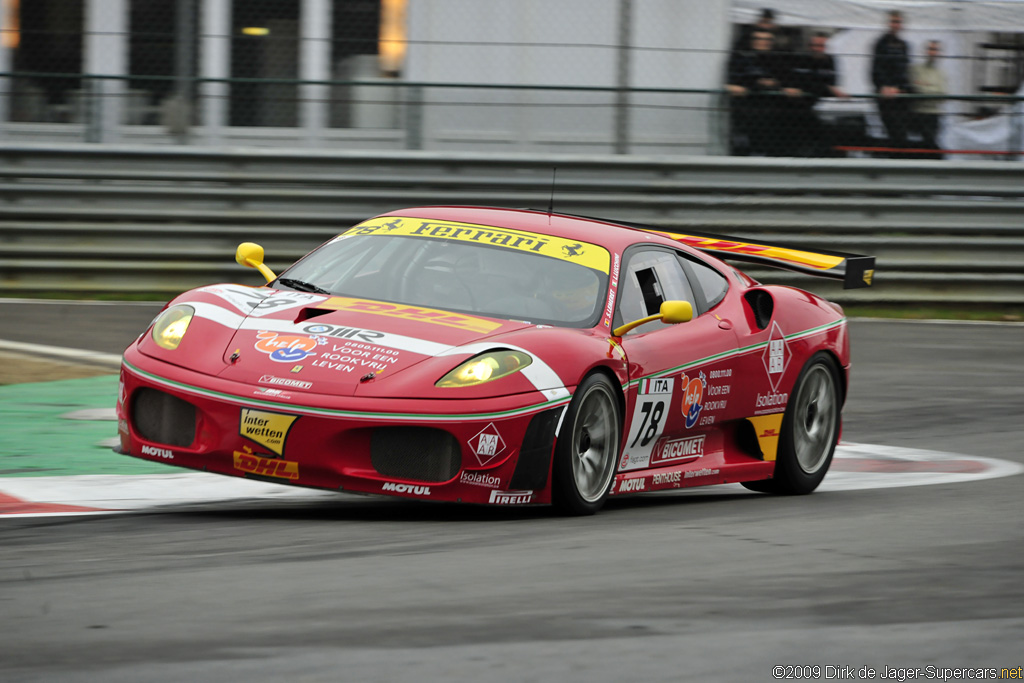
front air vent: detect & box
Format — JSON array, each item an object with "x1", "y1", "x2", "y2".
[
  {"x1": 131, "y1": 388, "x2": 196, "y2": 447},
  {"x1": 294, "y1": 307, "x2": 333, "y2": 323},
  {"x1": 371, "y1": 427, "x2": 461, "y2": 483}
]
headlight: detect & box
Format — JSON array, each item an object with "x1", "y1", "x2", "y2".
[
  {"x1": 436, "y1": 350, "x2": 533, "y2": 388},
  {"x1": 151, "y1": 305, "x2": 195, "y2": 350}
]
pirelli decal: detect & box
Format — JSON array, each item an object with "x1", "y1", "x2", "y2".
[
  {"x1": 346, "y1": 217, "x2": 611, "y2": 274},
  {"x1": 318, "y1": 297, "x2": 502, "y2": 334}
]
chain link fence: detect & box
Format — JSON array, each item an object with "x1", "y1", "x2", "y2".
[{"x1": 1, "y1": 0, "x2": 1022, "y2": 157}]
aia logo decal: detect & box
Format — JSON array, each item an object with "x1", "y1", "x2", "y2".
[
  {"x1": 254, "y1": 331, "x2": 326, "y2": 363},
  {"x1": 468, "y1": 423, "x2": 507, "y2": 466},
  {"x1": 681, "y1": 371, "x2": 707, "y2": 429},
  {"x1": 562, "y1": 243, "x2": 585, "y2": 258}
]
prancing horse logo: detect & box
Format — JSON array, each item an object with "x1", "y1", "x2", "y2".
[{"x1": 562, "y1": 243, "x2": 584, "y2": 258}]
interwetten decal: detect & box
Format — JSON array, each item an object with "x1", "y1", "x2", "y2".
[
  {"x1": 240, "y1": 408, "x2": 298, "y2": 455},
  {"x1": 347, "y1": 216, "x2": 611, "y2": 273}
]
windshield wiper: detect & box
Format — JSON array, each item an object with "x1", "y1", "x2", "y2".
[{"x1": 277, "y1": 278, "x2": 331, "y2": 295}]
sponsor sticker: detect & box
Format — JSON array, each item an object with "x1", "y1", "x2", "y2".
[
  {"x1": 346, "y1": 216, "x2": 611, "y2": 274},
  {"x1": 680, "y1": 372, "x2": 707, "y2": 429},
  {"x1": 239, "y1": 408, "x2": 298, "y2": 456},
  {"x1": 651, "y1": 434, "x2": 706, "y2": 466},
  {"x1": 489, "y1": 490, "x2": 533, "y2": 505},
  {"x1": 381, "y1": 482, "x2": 431, "y2": 496},
  {"x1": 762, "y1": 321, "x2": 791, "y2": 392},
  {"x1": 233, "y1": 449, "x2": 299, "y2": 480},
  {"x1": 254, "y1": 330, "x2": 326, "y2": 363},
  {"x1": 652, "y1": 470, "x2": 681, "y2": 486},
  {"x1": 259, "y1": 375, "x2": 313, "y2": 390},
  {"x1": 320, "y1": 297, "x2": 501, "y2": 334},
  {"x1": 460, "y1": 471, "x2": 503, "y2": 489},
  {"x1": 141, "y1": 444, "x2": 174, "y2": 460},
  {"x1": 617, "y1": 477, "x2": 646, "y2": 493},
  {"x1": 468, "y1": 423, "x2": 507, "y2": 467}
]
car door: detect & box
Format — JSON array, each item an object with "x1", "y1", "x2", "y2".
[{"x1": 614, "y1": 246, "x2": 739, "y2": 473}]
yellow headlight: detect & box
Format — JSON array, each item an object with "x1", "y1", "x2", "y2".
[
  {"x1": 151, "y1": 305, "x2": 195, "y2": 350},
  {"x1": 436, "y1": 351, "x2": 532, "y2": 388}
]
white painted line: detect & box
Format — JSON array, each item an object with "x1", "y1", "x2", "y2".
[
  {"x1": 1, "y1": 443, "x2": 1020, "y2": 518},
  {"x1": 0, "y1": 339, "x2": 124, "y2": 368}
]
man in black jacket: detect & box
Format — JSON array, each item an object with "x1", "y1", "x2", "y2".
[
  {"x1": 788, "y1": 32, "x2": 848, "y2": 156},
  {"x1": 727, "y1": 29, "x2": 789, "y2": 156},
  {"x1": 871, "y1": 10, "x2": 912, "y2": 156}
]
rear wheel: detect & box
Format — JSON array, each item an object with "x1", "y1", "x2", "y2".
[
  {"x1": 552, "y1": 374, "x2": 621, "y2": 516},
  {"x1": 742, "y1": 352, "x2": 841, "y2": 495}
]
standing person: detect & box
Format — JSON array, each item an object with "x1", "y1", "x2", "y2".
[
  {"x1": 871, "y1": 10, "x2": 912, "y2": 156},
  {"x1": 910, "y1": 40, "x2": 948, "y2": 159},
  {"x1": 788, "y1": 32, "x2": 849, "y2": 156},
  {"x1": 726, "y1": 29, "x2": 787, "y2": 156},
  {"x1": 734, "y1": 8, "x2": 777, "y2": 50}
]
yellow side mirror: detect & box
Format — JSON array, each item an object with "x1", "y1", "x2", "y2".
[
  {"x1": 613, "y1": 300, "x2": 693, "y2": 337},
  {"x1": 235, "y1": 242, "x2": 277, "y2": 283}
]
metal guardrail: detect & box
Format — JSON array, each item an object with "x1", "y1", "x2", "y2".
[{"x1": 0, "y1": 143, "x2": 1022, "y2": 306}]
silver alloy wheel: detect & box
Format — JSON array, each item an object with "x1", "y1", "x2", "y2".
[
  {"x1": 791, "y1": 364, "x2": 838, "y2": 474},
  {"x1": 570, "y1": 382, "x2": 620, "y2": 503}
]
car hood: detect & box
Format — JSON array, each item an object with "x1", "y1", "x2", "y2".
[{"x1": 143, "y1": 285, "x2": 542, "y2": 397}]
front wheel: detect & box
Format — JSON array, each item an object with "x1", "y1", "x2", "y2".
[
  {"x1": 552, "y1": 374, "x2": 622, "y2": 516},
  {"x1": 743, "y1": 352, "x2": 841, "y2": 495}
]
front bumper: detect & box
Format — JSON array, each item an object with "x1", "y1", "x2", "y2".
[{"x1": 117, "y1": 351, "x2": 570, "y2": 506}]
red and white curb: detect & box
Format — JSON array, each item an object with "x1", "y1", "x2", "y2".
[{"x1": 1, "y1": 442, "x2": 1021, "y2": 518}]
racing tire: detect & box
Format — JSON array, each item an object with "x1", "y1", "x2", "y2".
[
  {"x1": 742, "y1": 352, "x2": 841, "y2": 495},
  {"x1": 552, "y1": 373, "x2": 622, "y2": 516}
]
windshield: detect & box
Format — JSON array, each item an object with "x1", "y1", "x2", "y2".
[{"x1": 275, "y1": 219, "x2": 611, "y2": 327}]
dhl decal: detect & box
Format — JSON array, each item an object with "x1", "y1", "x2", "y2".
[
  {"x1": 233, "y1": 448, "x2": 300, "y2": 480},
  {"x1": 597, "y1": 218, "x2": 874, "y2": 289},
  {"x1": 345, "y1": 216, "x2": 611, "y2": 274},
  {"x1": 654, "y1": 232, "x2": 845, "y2": 271},
  {"x1": 748, "y1": 413, "x2": 785, "y2": 461},
  {"x1": 319, "y1": 297, "x2": 502, "y2": 334}
]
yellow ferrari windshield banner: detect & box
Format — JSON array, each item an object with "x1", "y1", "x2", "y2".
[
  {"x1": 653, "y1": 231, "x2": 845, "y2": 271},
  {"x1": 347, "y1": 216, "x2": 611, "y2": 274}
]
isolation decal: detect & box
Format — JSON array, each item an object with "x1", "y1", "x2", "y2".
[
  {"x1": 755, "y1": 321, "x2": 791, "y2": 414},
  {"x1": 619, "y1": 377, "x2": 674, "y2": 472}
]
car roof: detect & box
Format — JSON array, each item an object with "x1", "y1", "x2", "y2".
[{"x1": 378, "y1": 206, "x2": 685, "y2": 255}]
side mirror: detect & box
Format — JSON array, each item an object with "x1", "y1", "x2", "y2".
[
  {"x1": 235, "y1": 242, "x2": 277, "y2": 283},
  {"x1": 613, "y1": 300, "x2": 693, "y2": 337}
]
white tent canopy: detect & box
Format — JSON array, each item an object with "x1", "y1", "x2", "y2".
[{"x1": 731, "y1": 0, "x2": 1024, "y2": 156}]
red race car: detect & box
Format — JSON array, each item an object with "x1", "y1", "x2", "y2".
[{"x1": 116, "y1": 206, "x2": 874, "y2": 514}]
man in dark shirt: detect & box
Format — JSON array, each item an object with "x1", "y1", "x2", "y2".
[
  {"x1": 727, "y1": 29, "x2": 788, "y2": 156},
  {"x1": 788, "y1": 32, "x2": 848, "y2": 156},
  {"x1": 871, "y1": 10, "x2": 912, "y2": 155}
]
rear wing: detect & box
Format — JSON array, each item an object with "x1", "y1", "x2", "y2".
[{"x1": 612, "y1": 220, "x2": 875, "y2": 289}]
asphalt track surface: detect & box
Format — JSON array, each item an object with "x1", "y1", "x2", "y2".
[{"x1": 1, "y1": 300, "x2": 1023, "y2": 683}]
